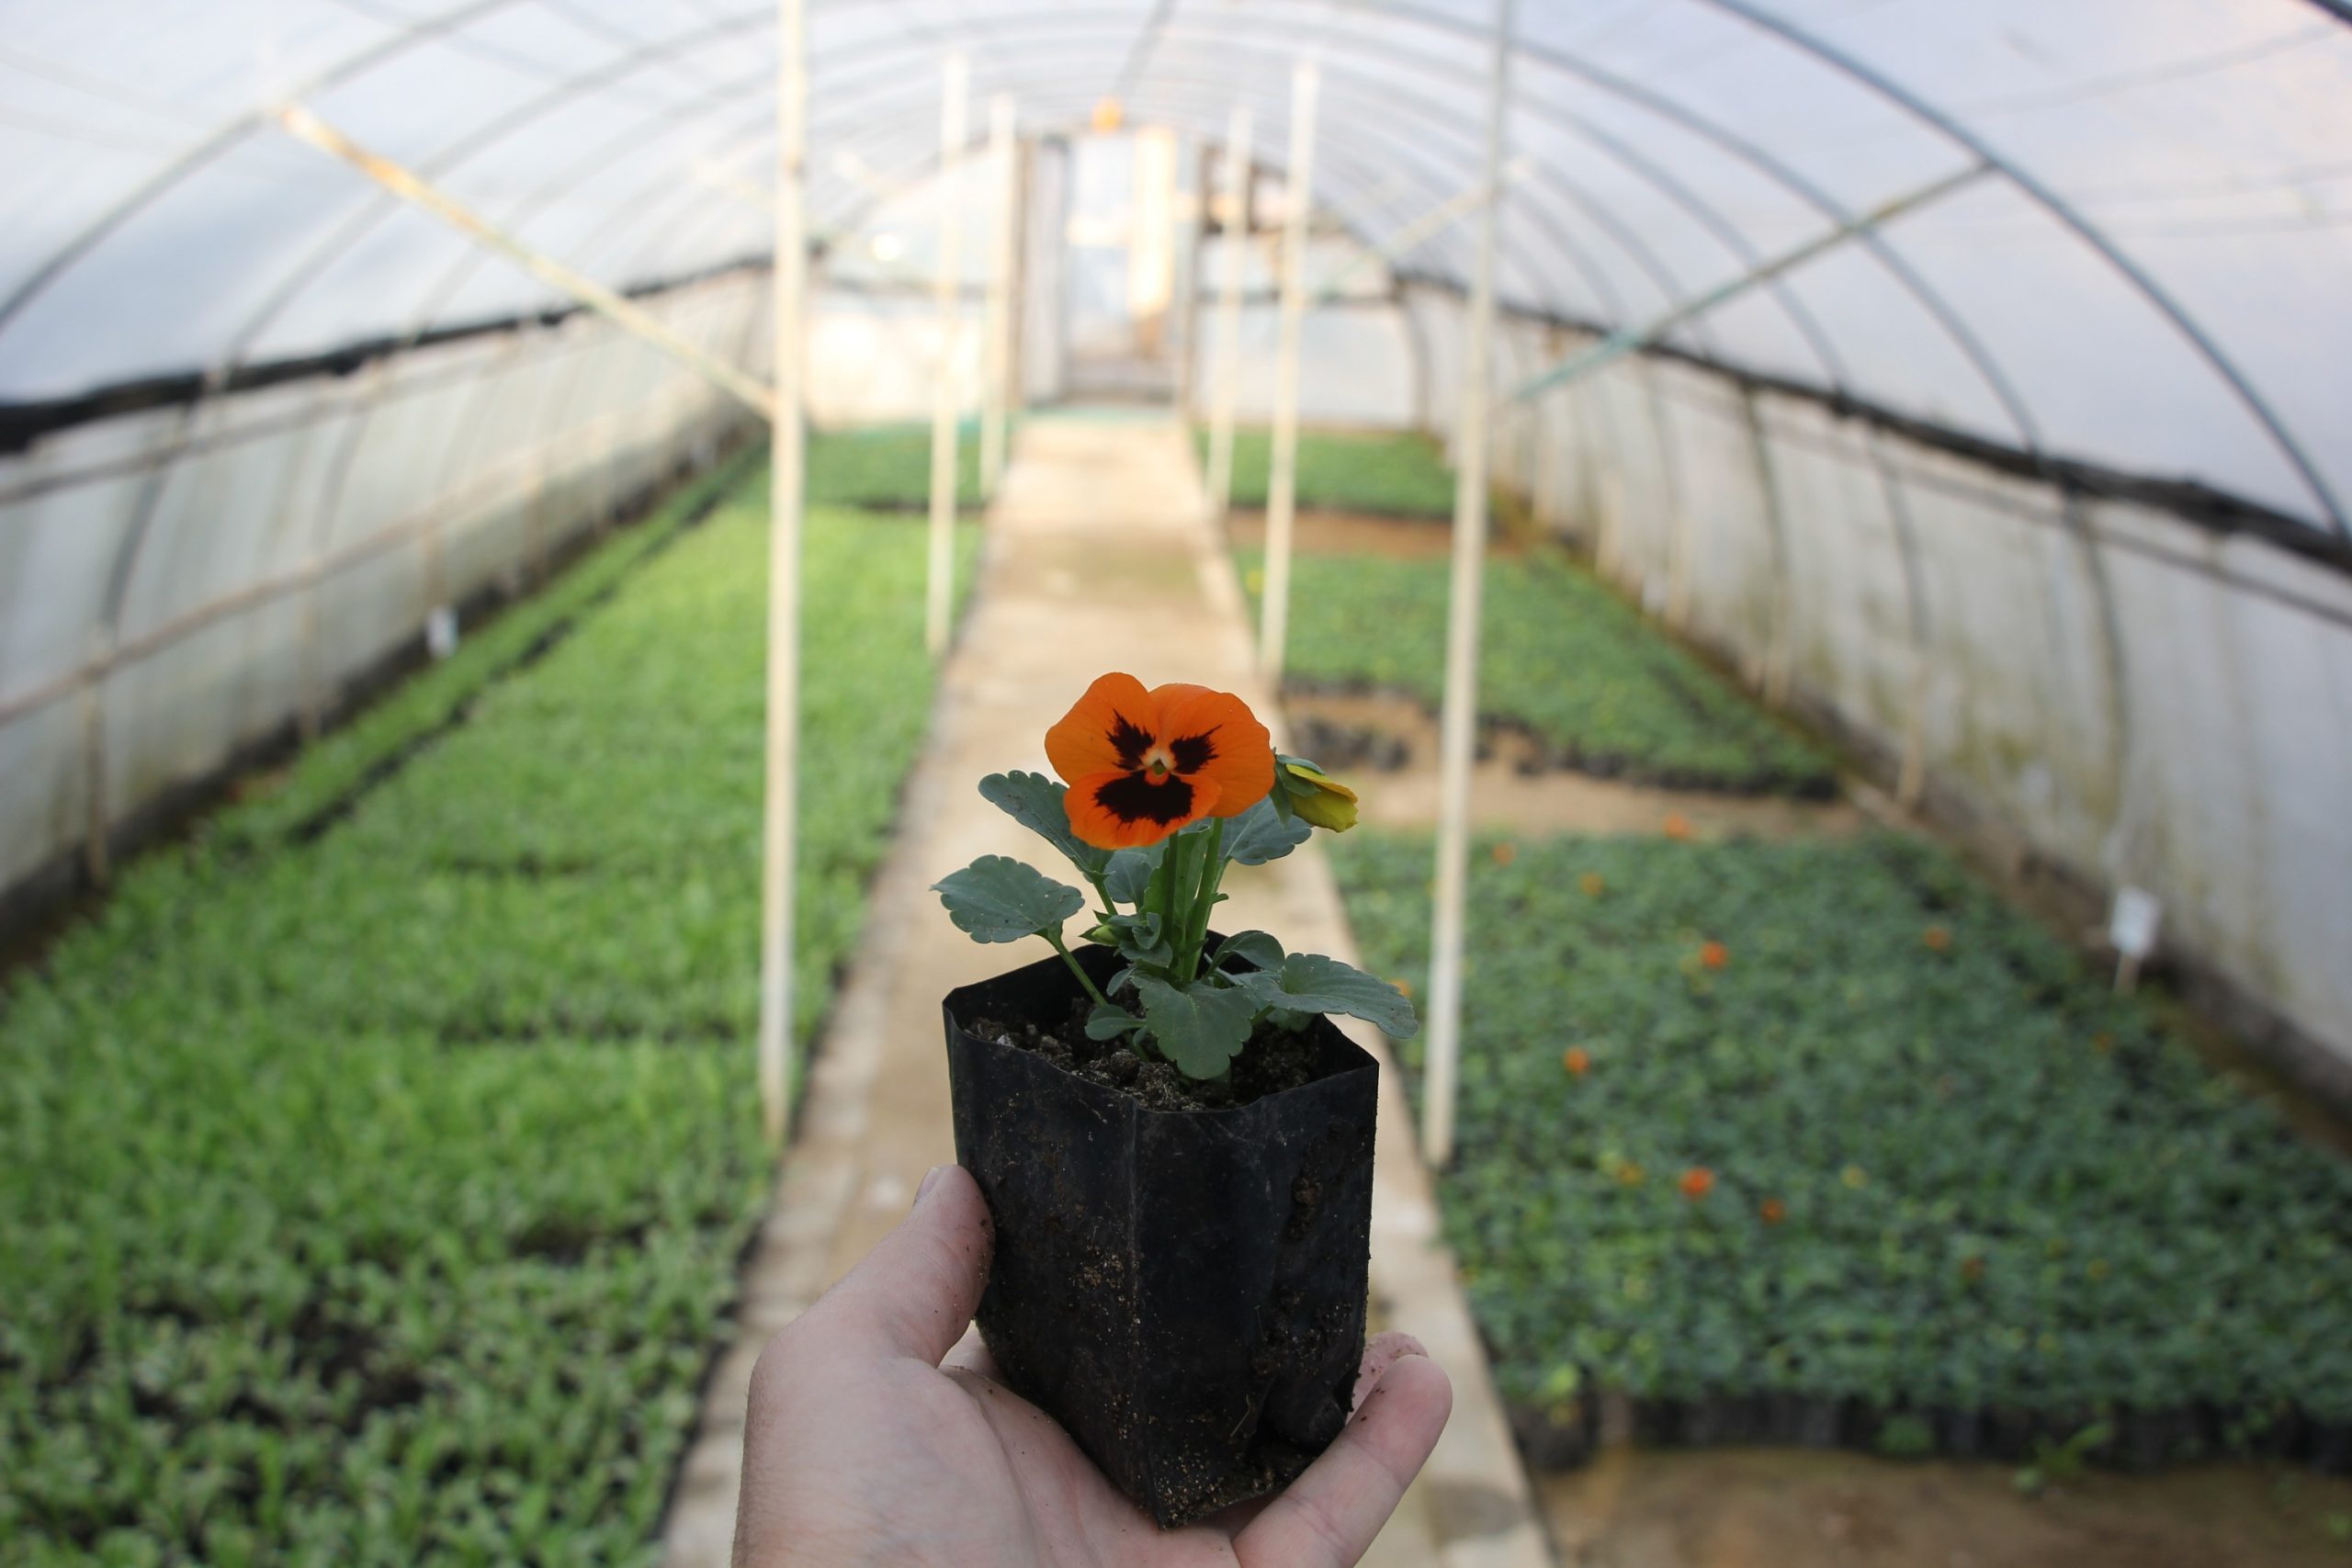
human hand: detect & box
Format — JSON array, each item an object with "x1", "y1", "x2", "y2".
[{"x1": 732, "y1": 1164, "x2": 1452, "y2": 1567}]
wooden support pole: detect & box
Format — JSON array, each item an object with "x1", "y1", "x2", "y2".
[
  {"x1": 1256, "y1": 61, "x2": 1317, "y2": 684},
  {"x1": 1423, "y1": 3, "x2": 1513, "y2": 1171},
  {"x1": 757, "y1": 0, "x2": 808, "y2": 1149},
  {"x1": 980, "y1": 93, "x2": 1017, "y2": 498},
  {"x1": 1204, "y1": 105, "x2": 1251, "y2": 518},
  {"x1": 926, "y1": 56, "x2": 969, "y2": 659}
]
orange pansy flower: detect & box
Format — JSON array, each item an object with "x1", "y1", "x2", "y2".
[
  {"x1": 1046, "y1": 673, "x2": 1274, "y2": 850},
  {"x1": 1679, "y1": 1167, "x2": 1715, "y2": 1200},
  {"x1": 1562, "y1": 1045, "x2": 1591, "y2": 1077},
  {"x1": 1701, "y1": 940, "x2": 1729, "y2": 970}
]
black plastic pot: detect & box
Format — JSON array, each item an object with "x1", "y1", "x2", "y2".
[{"x1": 943, "y1": 940, "x2": 1379, "y2": 1528}]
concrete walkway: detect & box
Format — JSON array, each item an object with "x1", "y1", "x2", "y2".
[{"x1": 662, "y1": 414, "x2": 1551, "y2": 1568}]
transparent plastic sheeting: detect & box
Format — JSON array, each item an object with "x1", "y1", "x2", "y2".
[
  {"x1": 1, "y1": 0, "x2": 2346, "y2": 531},
  {"x1": 0, "y1": 278, "x2": 766, "y2": 894},
  {"x1": 1390, "y1": 283, "x2": 2352, "y2": 1086}
]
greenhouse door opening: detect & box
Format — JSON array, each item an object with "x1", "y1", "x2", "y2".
[{"x1": 1057, "y1": 130, "x2": 1183, "y2": 404}]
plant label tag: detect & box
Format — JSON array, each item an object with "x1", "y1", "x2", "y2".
[
  {"x1": 425, "y1": 605, "x2": 459, "y2": 660},
  {"x1": 2109, "y1": 885, "x2": 2161, "y2": 961}
]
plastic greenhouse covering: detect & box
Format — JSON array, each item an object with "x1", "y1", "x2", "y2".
[{"x1": 2, "y1": 0, "x2": 2350, "y2": 1088}]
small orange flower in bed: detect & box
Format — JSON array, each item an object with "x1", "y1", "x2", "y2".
[
  {"x1": 1758, "y1": 1197, "x2": 1786, "y2": 1224},
  {"x1": 1700, "y1": 940, "x2": 1729, "y2": 970},
  {"x1": 1923, "y1": 925, "x2": 1952, "y2": 952},
  {"x1": 1679, "y1": 1167, "x2": 1715, "y2": 1200},
  {"x1": 1046, "y1": 672, "x2": 1274, "y2": 849},
  {"x1": 1562, "y1": 1045, "x2": 1590, "y2": 1077}
]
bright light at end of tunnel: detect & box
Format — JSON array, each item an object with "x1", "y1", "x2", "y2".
[{"x1": 868, "y1": 232, "x2": 904, "y2": 264}]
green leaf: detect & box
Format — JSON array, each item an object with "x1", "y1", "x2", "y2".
[
  {"x1": 1221, "y1": 796, "x2": 1312, "y2": 866},
  {"x1": 1232, "y1": 951, "x2": 1420, "y2": 1038},
  {"x1": 931, "y1": 856, "x2": 1086, "y2": 943},
  {"x1": 978, "y1": 772, "x2": 1109, "y2": 879},
  {"x1": 1108, "y1": 909, "x2": 1171, "y2": 966},
  {"x1": 1133, "y1": 974, "x2": 1261, "y2": 1078},
  {"x1": 1214, "y1": 930, "x2": 1284, "y2": 974},
  {"x1": 1086, "y1": 1004, "x2": 1144, "y2": 1041},
  {"x1": 1104, "y1": 842, "x2": 1167, "y2": 905}
]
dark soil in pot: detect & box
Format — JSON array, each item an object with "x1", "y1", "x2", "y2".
[{"x1": 944, "y1": 939, "x2": 1379, "y2": 1528}]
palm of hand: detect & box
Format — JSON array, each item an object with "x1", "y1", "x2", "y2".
[{"x1": 731, "y1": 1168, "x2": 1450, "y2": 1568}]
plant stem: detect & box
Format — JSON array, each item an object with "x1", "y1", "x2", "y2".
[
  {"x1": 1044, "y1": 927, "x2": 1111, "y2": 1009},
  {"x1": 1159, "y1": 829, "x2": 1189, "y2": 963},
  {"x1": 1180, "y1": 817, "x2": 1226, "y2": 981}
]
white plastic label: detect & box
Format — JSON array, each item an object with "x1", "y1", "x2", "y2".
[
  {"x1": 2109, "y1": 886, "x2": 2162, "y2": 961},
  {"x1": 425, "y1": 605, "x2": 458, "y2": 661}
]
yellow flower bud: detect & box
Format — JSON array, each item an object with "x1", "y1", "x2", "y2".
[{"x1": 1276, "y1": 756, "x2": 1359, "y2": 832}]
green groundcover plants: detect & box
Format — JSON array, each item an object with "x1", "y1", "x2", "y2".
[
  {"x1": 1245, "y1": 547, "x2": 1833, "y2": 795},
  {"x1": 1334, "y1": 829, "x2": 2352, "y2": 1467},
  {"x1": 806, "y1": 423, "x2": 983, "y2": 512},
  {"x1": 0, "y1": 470, "x2": 977, "y2": 1562},
  {"x1": 1198, "y1": 426, "x2": 1457, "y2": 518}
]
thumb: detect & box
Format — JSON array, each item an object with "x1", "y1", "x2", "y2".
[{"x1": 807, "y1": 1164, "x2": 994, "y2": 1365}]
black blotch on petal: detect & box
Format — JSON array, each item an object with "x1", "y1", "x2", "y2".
[
  {"x1": 1169, "y1": 729, "x2": 1218, "y2": 774},
  {"x1": 1095, "y1": 771, "x2": 1196, "y2": 827},
  {"x1": 1108, "y1": 714, "x2": 1154, "y2": 770}
]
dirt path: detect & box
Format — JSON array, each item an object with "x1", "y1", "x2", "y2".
[
  {"x1": 1284, "y1": 689, "x2": 1866, "y2": 840},
  {"x1": 658, "y1": 417, "x2": 1552, "y2": 1568},
  {"x1": 1539, "y1": 1446, "x2": 2352, "y2": 1568}
]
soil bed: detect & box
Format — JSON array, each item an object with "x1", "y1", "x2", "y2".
[{"x1": 1286, "y1": 688, "x2": 1866, "y2": 840}]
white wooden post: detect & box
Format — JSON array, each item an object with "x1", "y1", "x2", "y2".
[
  {"x1": 1204, "y1": 105, "x2": 1251, "y2": 518},
  {"x1": 1423, "y1": 2, "x2": 1513, "y2": 1170},
  {"x1": 980, "y1": 93, "x2": 1017, "y2": 498},
  {"x1": 1169, "y1": 132, "x2": 1203, "y2": 419},
  {"x1": 926, "y1": 54, "x2": 969, "y2": 660},
  {"x1": 1256, "y1": 62, "x2": 1317, "y2": 683},
  {"x1": 758, "y1": 0, "x2": 808, "y2": 1149}
]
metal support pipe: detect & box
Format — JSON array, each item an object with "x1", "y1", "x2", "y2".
[
  {"x1": 979, "y1": 93, "x2": 1018, "y2": 498},
  {"x1": 1423, "y1": 0, "x2": 1512, "y2": 1171},
  {"x1": 277, "y1": 103, "x2": 776, "y2": 422},
  {"x1": 1308, "y1": 155, "x2": 1525, "y2": 309},
  {"x1": 1204, "y1": 105, "x2": 1251, "y2": 517},
  {"x1": 758, "y1": 0, "x2": 808, "y2": 1150},
  {"x1": 1510, "y1": 164, "x2": 1988, "y2": 405},
  {"x1": 925, "y1": 55, "x2": 969, "y2": 660},
  {"x1": 1256, "y1": 61, "x2": 1317, "y2": 683}
]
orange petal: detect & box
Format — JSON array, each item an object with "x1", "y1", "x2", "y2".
[
  {"x1": 1150, "y1": 683, "x2": 1273, "y2": 818},
  {"x1": 1046, "y1": 673, "x2": 1159, "y2": 785},
  {"x1": 1064, "y1": 768, "x2": 1221, "y2": 850}
]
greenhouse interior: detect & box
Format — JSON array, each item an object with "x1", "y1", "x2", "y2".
[{"x1": 4, "y1": 1, "x2": 2351, "y2": 1563}]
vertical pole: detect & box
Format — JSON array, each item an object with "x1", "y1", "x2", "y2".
[
  {"x1": 1256, "y1": 61, "x2": 1317, "y2": 683},
  {"x1": 1422, "y1": 1, "x2": 1512, "y2": 1170},
  {"x1": 1168, "y1": 133, "x2": 1202, "y2": 419},
  {"x1": 926, "y1": 54, "x2": 969, "y2": 660},
  {"x1": 1204, "y1": 105, "x2": 1251, "y2": 517},
  {"x1": 758, "y1": 0, "x2": 808, "y2": 1150},
  {"x1": 980, "y1": 93, "x2": 1017, "y2": 498}
]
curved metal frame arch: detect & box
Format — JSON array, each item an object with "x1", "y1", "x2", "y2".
[{"x1": 1689, "y1": 0, "x2": 2344, "y2": 536}]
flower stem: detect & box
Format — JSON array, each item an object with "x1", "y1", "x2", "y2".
[
  {"x1": 1180, "y1": 817, "x2": 1226, "y2": 981},
  {"x1": 1044, "y1": 927, "x2": 1111, "y2": 1009}
]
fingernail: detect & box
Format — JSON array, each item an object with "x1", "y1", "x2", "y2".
[{"x1": 914, "y1": 1165, "x2": 947, "y2": 1206}]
